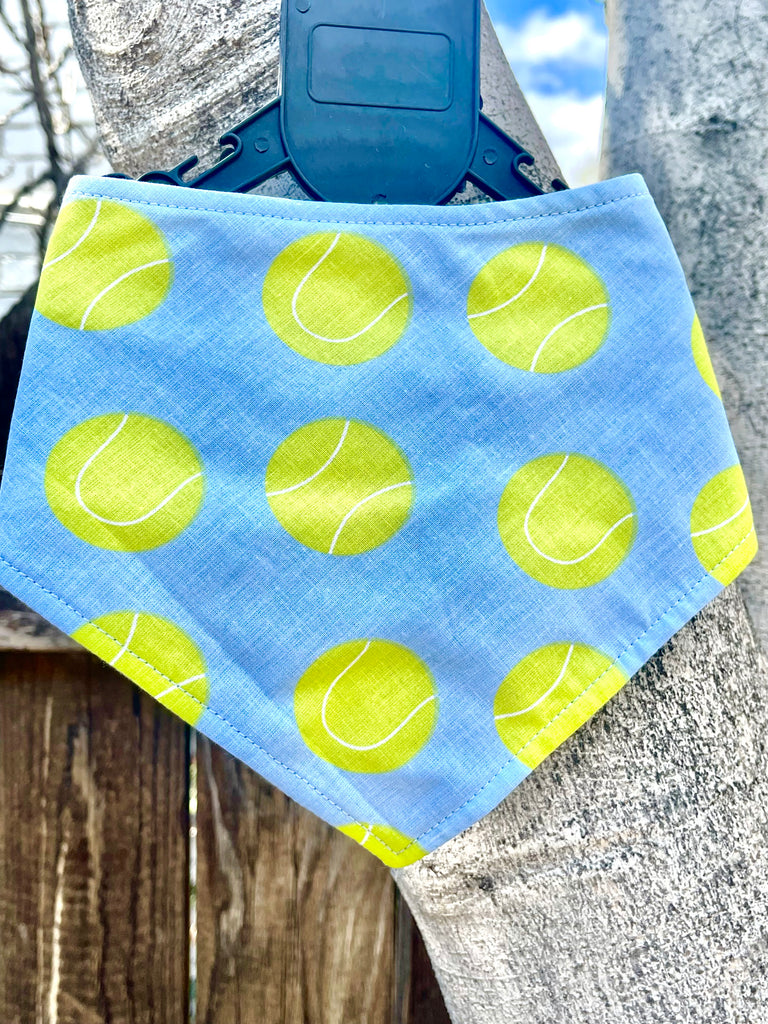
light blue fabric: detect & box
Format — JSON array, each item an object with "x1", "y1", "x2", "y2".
[{"x1": 0, "y1": 172, "x2": 756, "y2": 864}]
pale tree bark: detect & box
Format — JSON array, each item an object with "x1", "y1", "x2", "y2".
[
  {"x1": 66, "y1": 2, "x2": 768, "y2": 1022},
  {"x1": 68, "y1": 0, "x2": 562, "y2": 192},
  {"x1": 397, "y1": 589, "x2": 768, "y2": 1023},
  {"x1": 601, "y1": 0, "x2": 768, "y2": 649},
  {"x1": 397, "y1": 4, "x2": 768, "y2": 1022}
]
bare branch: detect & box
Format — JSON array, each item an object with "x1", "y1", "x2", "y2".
[
  {"x1": 30, "y1": 136, "x2": 101, "y2": 261},
  {"x1": 44, "y1": 44, "x2": 73, "y2": 82},
  {"x1": 0, "y1": 94, "x2": 36, "y2": 130},
  {"x1": 34, "y1": 0, "x2": 52, "y2": 63},
  {"x1": 0, "y1": 59, "x2": 26, "y2": 76},
  {"x1": 0, "y1": 170, "x2": 53, "y2": 232},
  {"x1": 34, "y1": 191, "x2": 58, "y2": 263},
  {"x1": 17, "y1": 0, "x2": 67, "y2": 198},
  {"x1": 0, "y1": 1, "x2": 23, "y2": 47},
  {"x1": 70, "y1": 136, "x2": 101, "y2": 174},
  {"x1": 46, "y1": 52, "x2": 77, "y2": 137}
]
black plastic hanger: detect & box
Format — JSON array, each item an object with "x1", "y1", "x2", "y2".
[{"x1": 107, "y1": 0, "x2": 567, "y2": 205}]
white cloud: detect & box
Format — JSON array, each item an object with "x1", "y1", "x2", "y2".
[
  {"x1": 522, "y1": 90, "x2": 605, "y2": 186},
  {"x1": 492, "y1": 10, "x2": 608, "y2": 186},
  {"x1": 495, "y1": 10, "x2": 607, "y2": 70}
]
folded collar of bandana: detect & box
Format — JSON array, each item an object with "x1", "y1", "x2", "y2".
[{"x1": 0, "y1": 172, "x2": 757, "y2": 867}]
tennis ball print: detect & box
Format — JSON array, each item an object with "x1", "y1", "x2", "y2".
[
  {"x1": 338, "y1": 823, "x2": 428, "y2": 868},
  {"x1": 35, "y1": 197, "x2": 173, "y2": 330},
  {"x1": 498, "y1": 452, "x2": 637, "y2": 589},
  {"x1": 45, "y1": 412, "x2": 205, "y2": 551},
  {"x1": 262, "y1": 231, "x2": 412, "y2": 365},
  {"x1": 690, "y1": 465, "x2": 757, "y2": 585},
  {"x1": 691, "y1": 314, "x2": 722, "y2": 399},
  {"x1": 494, "y1": 642, "x2": 628, "y2": 769},
  {"x1": 467, "y1": 242, "x2": 610, "y2": 372},
  {"x1": 266, "y1": 418, "x2": 413, "y2": 555},
  {"x1": 71, "y1": 612, "x2": 208, "y2": 726},
  {"x1": 294, "y1": 639, "x2": 437, "y2": 773}
]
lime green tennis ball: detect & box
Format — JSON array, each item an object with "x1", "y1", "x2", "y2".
[
  {"x1": 494, "y1": 642, "x2": 628, "y2": 769},
  {"x1": 467, "y1": 242, "x2": 610, "y2": 372},
  {"x1": 691, "y1": 314, "x2": 722, "y2": 399},
  {"x1": 35, "y1": 197, "x2": 173, "y2": 330},
  {"x1": 71, "y1": 611, "x2": 208, "y2": 725},
  {"x1": 338, "y1": 823, "x2": 428, "y2": 868},
  {"x1": 690, "y1": 465, "x2": 757, "y2": 585},
  {"x1": 45, "y1": 412, "x2": 205, "y2": 551},
  {"x1": 262, "y1": 231, "x2": 412, "y2": 365},
  {"x1": 498, "y1": 452, "x2": 637, "y2": 589},
  {"x1": 266, "y1": 418, "x2": 414, "y2": 555},
  {"x1": 294, "y1": 639, "x2": 437, "y2": 773}
]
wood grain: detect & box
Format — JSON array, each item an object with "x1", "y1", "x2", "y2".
[
  {"x1": 195, "y1": 736, "x2": 395, "y2": 1024},
  {"x1": 394, "y1": 891, "x2": 451, "y2": 1024},
  {"x1": 0, "y1": 651, "x2": 190, "y2": 1024}
]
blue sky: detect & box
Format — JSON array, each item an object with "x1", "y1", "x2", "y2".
[{"x1": 485, "y1": 0, "x2": 608, "y2": 184}]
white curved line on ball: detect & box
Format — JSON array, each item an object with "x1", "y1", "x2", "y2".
[
  {"x1": 691, "y1": 493, "x2": 750, "y2": 537},
  {"x1": 467, "y1": 244, "x2": 547, "y2": 319},
  {"x1": 495, "y1": 644, "x2": 574, "y2": 720},
  {"x1": 156, "y1": 673, "x2": 206, "y2": 701},
  {"x1": 524, "y1": 454, "x2": 635, "y2": 565},
  {"x1": 360, "y1": 824, "x2": 373, "y2": 847},
  {"x1": 328, "y1": 481, "x2": 412, "y2": 554},
  {"x1": 529, "y1": 303, "x2": 608, "y2": 372},
  {"x1": 109, "y1": 611, "x2": 139, "y2": 666},
  {"x1": 321, "y1": 640, "x2": 435, "y2": 751},
  {"x1": 291, "y1": 232, "x2": 408, "y2": 343},
  {"x1": 79, "y1": 258, "x2": 170, "y2": 330},
  {"x1": 75, "y1": 413, "x2": 203, "y2": 526},
  {"x1": 266, "y1": 420, "x2": 350, "y2": 497},
  {"x1": 43, "y1": 199, "x2": 102, "y2": 271}
]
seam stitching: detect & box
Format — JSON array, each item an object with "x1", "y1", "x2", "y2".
[
  {"x1": 0, "y1": 525, "x2": 754, "y2": 858},
  {"x1": 63, "y1": 189, "x2": 650, "y2": 228}
]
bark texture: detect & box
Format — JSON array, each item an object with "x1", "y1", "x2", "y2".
[
  {"x1": 397, "y1": 4, "x2": 768, "y2": 1021},
  {"x1": 65, "y1": 2, "x2": 768, "y2": 1022},
  {"x1": 68, "y1": 0, "x2": 561, "y2": 194},
  {"x1": 601, "y1": 0, "x2": 768, "y2": 648},
  {"x1": 396, "y1": 588, "x2": 768, "y2": 1023}
]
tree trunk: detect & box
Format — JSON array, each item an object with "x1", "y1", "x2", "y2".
[
  {"x1": 396, "y1": 4, "x2": 768, "y2": 1021},
  {"x1": 68, "y1": 0, "x2": 562, "y2": 192},
  {"x1": 65, "y1": 2, "x2": 768, "y2": 1021},
  {"x1": 601, "y1": 0, "x2": 768, "y2": 649},
  {"x1": 396, "y1": 587, "x2": 768, "y2": 1023}
]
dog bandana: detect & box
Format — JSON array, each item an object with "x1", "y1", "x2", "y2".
[{"x1": 0, "y1": 172, "x2": 757, "y2": 867}]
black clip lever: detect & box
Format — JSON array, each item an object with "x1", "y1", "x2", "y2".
[{"x1": 108, "y1": 0, "x2": 566, "y2": 205}]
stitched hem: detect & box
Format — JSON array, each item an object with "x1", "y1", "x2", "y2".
[
  {"x1": 63, "y1": 171, "x2": 651, "y2": 229},
  {"x1": 0, "y1": 526, "x2": 755, "y2": 859},
  {"x1": 64, "y1": 189, "x2": 649, "y2": 229}
]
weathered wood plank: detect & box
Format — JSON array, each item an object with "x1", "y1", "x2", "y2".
[
  {"x1": 195, "y1": 736, "x2": 395, "y2": 1024},
  {"x1": 0, "y1": 651, "x2": 190, "y2": 1023},
  {"x1": 394, "y1": 891, "x2": 451, "y2": 1024}
]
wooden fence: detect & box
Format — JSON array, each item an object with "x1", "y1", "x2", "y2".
[{"x1": 0, "y1": 643, "x2": 451, "y2": 1023}]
